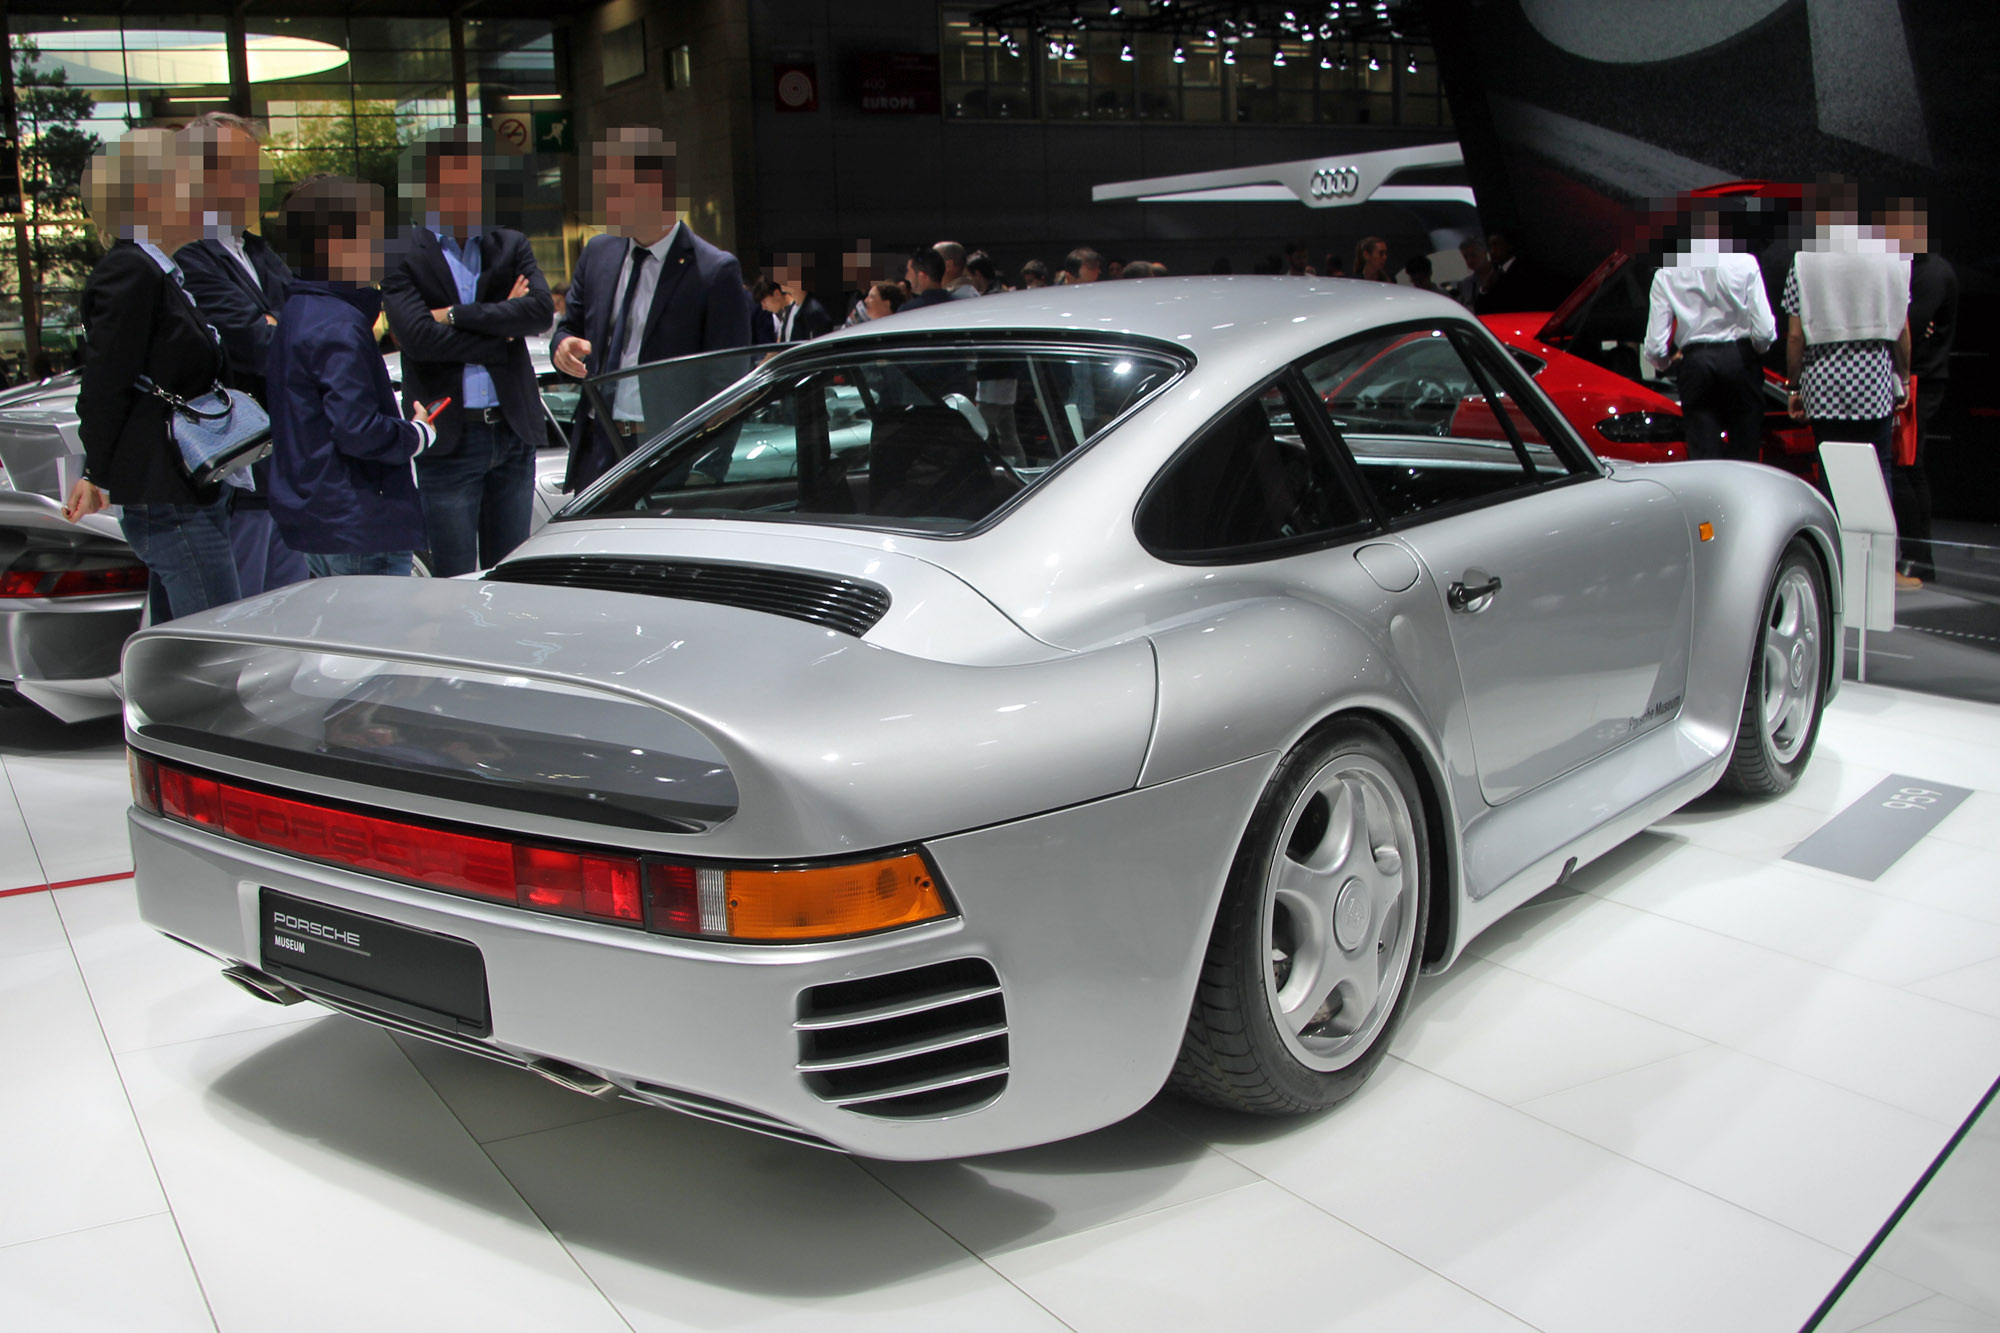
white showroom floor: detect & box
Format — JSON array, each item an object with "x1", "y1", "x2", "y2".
[{"x1": 3, "y1": 680, "x2": 1998, "y2": 1333}]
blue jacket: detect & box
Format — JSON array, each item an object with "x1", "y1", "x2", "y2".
[{"x1": 266, "y1": 280, "x2": 427, "y2": 555}]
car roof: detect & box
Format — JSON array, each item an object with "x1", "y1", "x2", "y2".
[{"x1": 810, "y1": 277, "x2": 1480, "y2": 377}]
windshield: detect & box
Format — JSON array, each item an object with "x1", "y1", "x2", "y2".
[{"x1": 568, "y1": 343, "x2": 1183, "y2": 534}]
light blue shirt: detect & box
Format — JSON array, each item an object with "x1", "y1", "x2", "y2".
[{"x1": 433, "y1": 228, "x2": 497, "y2": 410}]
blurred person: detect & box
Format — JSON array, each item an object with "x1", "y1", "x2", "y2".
[
  {"x1": 1105, "y1": 259, "x2": 1127, "y2": 281},
  {"x1": 840, "y1": 240, "x2": 878, "y2": 325},
  {"x1": 964, "y1": 251, "x2": 1000, "y2": 294},
  {"x1": 1476, "y1": 231, "x2": 1553, "y2": 314},
  {"x1": 1020, "y1": 259, "x2": 1051, "y2": 288},
  {"x1": 771, "y1": 253, "x2": 834, "y2": 339},
  {"x1": 267, "y1": 175, "x2": 436, "y2": 577},
  {"x1": 1252, "y1": 255, "x2": 1284, "y2": 275},
  {"x1": 548, "y1": 279, "x2": 569, "y2": 335},
  {"x1": 1453, "y1": 237, "x2": 1491, "y2": 306},
  {"x1": 554, "y1": 127, "x2": 752, "y2": 491},
  {"x1": 1783, "y1": 178, "x2": 1911, "y2": 512},
  {"x1": 175, "y1": 110, "x2": 309, "y2": 597},
  {"x1": 1642, "y1": 209, "x2": 1777, "y2": 462},
  {"x1": 1403, "y1": 254, "x2": 1441, "y2": 294},
  {"x1": 1883, "y1": 197, "x2": 1956, "y2": 582},
  {"x1": 1121, "y1": 260, "x2": 1158, "y2": 279},
  {"x1": 935, "y1": 240, "x2": 979, "y2": 299},
  {"x1": 1321, "y1": 254, "x2": 1346, "y2": 278},
  {"x1": 1354, "y1": 236, "x2": 1391, "y2": 282},
  {"x1": 65, "y1": 129, "x2": 238, "y2": 623},
  {"x1": 750, "y1": 275, "x2": 782, "y2": 344},
  {"x1": 863, "y1": 280, "x2": 907, "y2": 319},
  {"x1": 904, "y1": 247, "x2": 953, "y2": 308},
  {"x1": 382, "y1": 126, "x2": 553, "y2": 576},
  {"x1": 1285, "y1": 241, "x2": 1312, "y2": 276},
  {"x1": 1062, "y1": 247, "x2": 1103, "y2": 283}
]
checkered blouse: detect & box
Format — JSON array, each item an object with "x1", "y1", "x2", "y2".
[{"x1": 1782, "y1": 267, "x2": 1900, "y2": 421}]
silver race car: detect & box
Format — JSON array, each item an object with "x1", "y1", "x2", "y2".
[{"x1": 122, "y1": 279, "x2": 1840, "y2": 1159}]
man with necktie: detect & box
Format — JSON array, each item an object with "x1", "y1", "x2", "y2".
[
  {"x1": 553, "y1": 127, "x2": 754, "y2": 492},
  {"x1": 381, "y1": 127, "x2": 553, "y2": 576},
  {"x1": 173, "y1": 111, "x2": 310, "y2": 596}
]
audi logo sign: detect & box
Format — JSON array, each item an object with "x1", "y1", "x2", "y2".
[{"x1": 1309, "y1": 167, "x2": 1362, "y2": 199}]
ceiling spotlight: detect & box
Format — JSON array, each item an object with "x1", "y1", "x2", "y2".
[
  {"x1": 1406, "y1": 52, "x2": 1418, "y2": 73},
  {"x1": 1273, "y1": 47, "x2": 1286, "y2": 66},
  {"x1": 1063, "y1": 37, "x2": 1077, "y2": 58},
  {"x1": 1319, "y1": 47, "x2": 1332, "y2": 69},
  {"x1": 1338, "y1": 48, "x2": 1350, "y2": 70},
  {"x1": 1223, "y1": 46, "x2": 1236, "y2": 64},
  {"x1": 1368, "y1": 49, "x2": 1381, "y2": 71},
  {"x1": 1110, "y1": 2, "x2": 1123, "y2": 12},
  {"x1": 1173, "y1": 42, "x2": 1187, "y2": 63},
  {"x1": 1047, "y1": 37, "x2": 1064, "y2": 57},
  {"x1": 1121, "y1": 41, "x2": 1134, "y2": 61}
]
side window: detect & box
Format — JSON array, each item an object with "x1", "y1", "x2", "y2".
[
  {"x1": 1138, "y1": 382, "x2": 1371, "y2": 557},
  {"x1": 1301, "y1": 327, "x2": 1569, "y2": 522}
]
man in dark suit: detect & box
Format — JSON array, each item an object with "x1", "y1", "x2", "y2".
[
  {"x1": 175, "y1": 111, "x2": 309, "y2": 596},
  {"x1": 382, "y1": 127, "x2": 553, "y2": 575},
  {"x1": 553, "y1": 127, "x2": 753, "y2": 491},
  {"x1": 1475, "y1": 231, "x2": 1560, "y2": 315}
]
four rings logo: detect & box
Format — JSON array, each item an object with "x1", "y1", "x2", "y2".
[{"x1": 1309, "y1": 167, "x2": 1361, "y2": 199}]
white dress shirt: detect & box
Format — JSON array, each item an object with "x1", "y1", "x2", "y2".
[
  {"x1": 209, "y1": 225, "x2": 262, "y2": 291},
  {"x1": 608, "y1": 222, "x2": 684, "y2": 422},
  {"x1": 1644, "y1": 239, "x2": 1778, "y2": 371}
]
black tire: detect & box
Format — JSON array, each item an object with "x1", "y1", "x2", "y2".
[
  {"x1": 1721, "y1": 538, "x2": 1829, "y2": 797},
  {"x1": 1171, "y1": 718, "x2": 1431, "y2": 1114}
]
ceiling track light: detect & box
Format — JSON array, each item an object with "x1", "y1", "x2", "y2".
[
  {"x1": 1406, "y1": 52, "x2": 1418, "y2": 73},
  {"x1": 1222, "y1": 45, "x2": 1235, "y2": 63},
  {"x1": 1121, "y1": 40, "x2": 1134, "y2": 61}
]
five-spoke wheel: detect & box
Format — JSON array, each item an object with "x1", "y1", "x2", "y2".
[
  {"x1": 1173, "y1": 719, "x2": 1429, "y2": 1113},
  {"x1": 1723, "y1": 539, "x2": 1830, "y2": 795}
]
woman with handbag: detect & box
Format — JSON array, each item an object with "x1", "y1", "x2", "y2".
[{"x1": 63, "y1": 128, "x2": 241, "y2": 622}]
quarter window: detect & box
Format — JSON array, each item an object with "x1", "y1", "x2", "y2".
[
  {"x1": 1138, "y1": 382, "x2": 1370, "y2": 557},
  {"x1": 1300, "y1": 327, "x2": 1585, "y2": 522}
]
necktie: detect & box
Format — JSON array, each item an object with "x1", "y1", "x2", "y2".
[{"x1": 608, "y1": 245, "x2": 651, "y2": 372}]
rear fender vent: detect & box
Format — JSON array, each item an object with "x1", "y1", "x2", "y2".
[
  {"x1": 796, "y1": 958, "x2": 1008, "y2": 1119},
  {"x1": 490, "y1": 557, "x2": 891, "y2": 637}
]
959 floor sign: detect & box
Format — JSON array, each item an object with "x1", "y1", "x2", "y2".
[{"x1": 1785, "y1": 775, "x2": 1972, "y2": 881}]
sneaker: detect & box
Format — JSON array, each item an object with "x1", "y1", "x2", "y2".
[{"x1": 1895, "y1": 573, "x2": 1924, "y2": 590}]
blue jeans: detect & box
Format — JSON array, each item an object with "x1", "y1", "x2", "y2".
[
  {"x1": 228, "y1": 502, "x2": 311, "y2": 596},
  {"x1": 417, "y1": 417, "x2": 534, "y2": 577},
  {"x1": 307, "y1": 550, "x2": 416, "y2": 578},
  {"x1": 121, "y1": 492, "x2": 241, "y2": 624}
]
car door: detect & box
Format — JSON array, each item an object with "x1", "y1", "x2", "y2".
[{"x1": 1302, "y1": 324, "x2": 1694, "y2": 805}]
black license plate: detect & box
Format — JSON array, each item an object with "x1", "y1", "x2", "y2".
[{"x1": 260, "y1": 889, "x2": 491, "y2": 1038}]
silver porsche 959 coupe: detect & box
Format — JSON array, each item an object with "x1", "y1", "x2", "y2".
[{"x1": 123, "y1": 278, "x2": 1839, "y2": 1159}]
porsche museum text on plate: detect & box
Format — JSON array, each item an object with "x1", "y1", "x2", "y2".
[{"x1": 122, "y1": 278, "x2": 1840, "y2": 1159}]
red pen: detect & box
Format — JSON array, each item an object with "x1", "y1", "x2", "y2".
[{"x1": 419, "y1": 396, "x2": 451, "y2": 424}]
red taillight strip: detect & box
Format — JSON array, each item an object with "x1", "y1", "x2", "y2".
[{"x1": 135, "y1": 753, "x2": 642, "y2": 927}]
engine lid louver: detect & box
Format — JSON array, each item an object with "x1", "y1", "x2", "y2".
[{"x1": 489, "y1": 556, "x2": 891, "y2": 637}]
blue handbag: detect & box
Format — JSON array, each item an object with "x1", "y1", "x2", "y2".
[{"x1": 138, "y1": 376, "x2": 272, "y2": 489}]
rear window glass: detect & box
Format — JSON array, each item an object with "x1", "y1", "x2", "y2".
[{"x1": 571, "y1": 346, "x2": 1182, "y2": 534}]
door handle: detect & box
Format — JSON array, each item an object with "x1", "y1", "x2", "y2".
[{"x1": 1448, "y1": 574, "x2": 1502, "y2": 613}]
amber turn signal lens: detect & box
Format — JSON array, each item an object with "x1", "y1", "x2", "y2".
[
  {"x1": 1698, "y1": 522, "x2": 1714, "y2": 542},
  {"x1": 722, "y1": 853, "x2": 948, "y2": 940}
]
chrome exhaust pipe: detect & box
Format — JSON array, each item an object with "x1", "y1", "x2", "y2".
[
  {"x1": 220, "y1": 964, "x2": 307, "y2": 1006},
  {"x1": 526, "y1": 1057, "x2": 620, "y2": 1099}
]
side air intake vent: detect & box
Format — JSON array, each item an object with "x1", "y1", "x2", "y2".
[
  {"x1": 490, "y1": 557, "x2": 891, "y2": 637},
  {"x1": 795, "y1": 958, "x2": 1008, "y2": 1119}
]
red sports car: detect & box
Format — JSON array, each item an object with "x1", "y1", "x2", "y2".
[{"x1": 1479, "y1": 182, "x2": 1913, "y2": 479}]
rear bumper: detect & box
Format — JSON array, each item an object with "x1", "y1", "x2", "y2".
[{"x1": 130, "y1": 754, "x2": 1269, "y2": 1159}]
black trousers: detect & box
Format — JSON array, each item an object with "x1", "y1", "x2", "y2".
[
  {"x1": 1677, "y1": 339, "x2": 1765, "y2": 462},
  {"x1": 1893, "y1": 384, "x2": 1942, "y2": 577}
]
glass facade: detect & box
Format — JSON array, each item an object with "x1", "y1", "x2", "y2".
[
  {"x1": 941, "y1": 11, "x2": 1445, "y2": 127},
  {"x1": 1, "y1": 11, "x2": 563, "y2": 373}
]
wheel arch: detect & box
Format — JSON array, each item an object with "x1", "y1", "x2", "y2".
[{"x1": 1295, "y1": 703, "x2": 1461, "y2": 973}]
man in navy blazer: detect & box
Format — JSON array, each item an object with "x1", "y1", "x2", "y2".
[
  {"x1": 381, "y1": 127, "x2": 553, "y2": 576},
  {"x1": 553, "y1": 127, "x2": 753, "y2": 491},
  {"x1": 174, "y1": 111, "x2": 309, "y2": 596}
]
